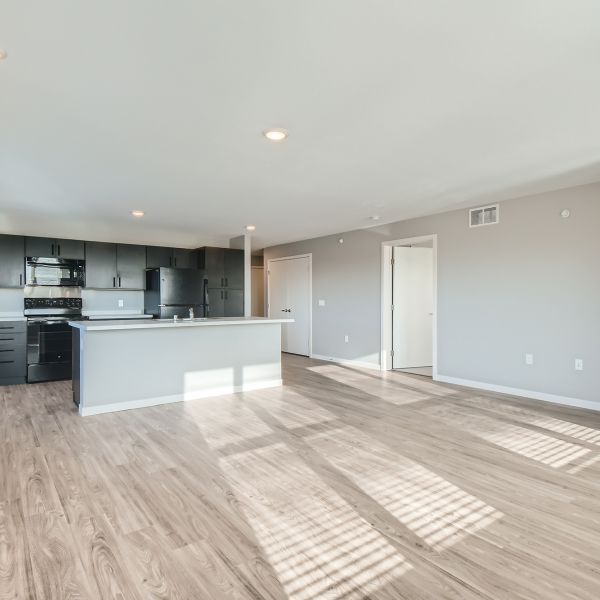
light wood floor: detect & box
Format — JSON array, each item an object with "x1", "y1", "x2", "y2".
[{"x1": 2, "y1": 354, "x2": 600, "y2": 599}]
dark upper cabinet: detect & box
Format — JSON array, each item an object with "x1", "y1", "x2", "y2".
[
  {"x1": 147, "y1": 246, "x2": 197, "y2": 269},
  {"x1": 224, "y1": 289, "x2": 244, "y2": 317},
  {"x1": 25, "y1": 237, "x2": 84, "y2": 259},
  {"x1": 56, "y1": 238, "x2": 85, "y2": 259},
  {"x1": 85, "y1": 242, "x2": 117, "y2": 288},
  {"x1": 0, "y1": 235, "x2": 25, "y2": 288},
  {"x1": 172, "y1": 248, "x2": 196, "y2": 269},
  {"x1": 86, "y1": 242, "x2": 145, "y2": 289},
  {"x1": 224, "y1": 249, "x2": 244, "y2": 289},
  {"x1": 199, "y1": 247, "x2": 243, "y2": 289},
  {"x1": 146, "y1": 246, "x2": 172, "y2": 268},
  {"x1": 116, "y1": 244, "x2": 146, "y2": 289}
]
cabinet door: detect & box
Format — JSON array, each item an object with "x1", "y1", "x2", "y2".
[
  {"x1": 116, "y1": 244, "x2": 146, "y2": 289},
  {"x1": 206, "y1": 288, "x2": 225, "y2": 318},
  {"x1": 172, "y1": 248, "x2": 196, "y2": 269},
  {"x1": 85, "y1": 242, "x2": 117, "y2": 288},
  {"x1": 0, "y1": 235, "x2": 25, "y2": 288},
  {"x1": 201, "y1": 248, "x2": 225, "y2": 287},
  {"x1": 146, "y1": 246, "x2": 172, "y2": 268},
  {"x1": 25, "y1": 237, "x2": 56, "y2": 257},
  {"x1": 224, "y1": 289, "x2": 244, "y2": 317},
  {"x1": 56, "y1": 239, "x2": 85, "y2": 259},
  {"x1": 224, "y1": 249, "x2": 244, "y2": 288}
]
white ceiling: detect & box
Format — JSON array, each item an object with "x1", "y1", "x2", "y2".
[{"x1": 1, "y1": 1, "x2": 600, "y2": 249}]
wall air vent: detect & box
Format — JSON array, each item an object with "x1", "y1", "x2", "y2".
[{"x1": 469, "y1": 204, "x2": 499, "y2": 228}]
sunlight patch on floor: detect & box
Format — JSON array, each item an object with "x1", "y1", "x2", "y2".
[
  {"x1": 307, "y1": 426, "x2": 503, "y2": 551},
  {"x1": 219, "y1": 442, "x2": 412, "y2": 600},
  {"x1": 307, "y1": 364, "x2": 436, "y2": 405},
  {"x1": 567, "y1": 453, "x2": 600, "y2": 474}
]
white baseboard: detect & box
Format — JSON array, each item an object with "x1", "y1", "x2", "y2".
[
  {"x1": 79, "y1": 379, "x2": 283, "y2": 416},
  {"x1": 435, "y1": 374, "x2": 600, "y2": 412},
  {"x1": 310, "y1": 354, "x2": 381, "y2": 371}
]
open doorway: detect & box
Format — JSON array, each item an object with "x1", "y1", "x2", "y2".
[{"x1": 381, "y1": 235, "x2": 437, "y2": 377}]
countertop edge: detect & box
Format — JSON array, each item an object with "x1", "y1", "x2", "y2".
[{"x1": 69, "y1": 317, "x2": 293, "y2": 331}]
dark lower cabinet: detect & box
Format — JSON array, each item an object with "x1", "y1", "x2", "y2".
[
  {"x1": 0, "y1": 321, "x2": 26, "y2": 385},
  {"x1": 207, "y1": 288, "x2": 244, "y2": 317},
  {"x1": 224, "y1": 289, "x2": 244, "y2": 317},
  {"x1": 0, "y1": 235, "x2": 24, "y2": 288}
]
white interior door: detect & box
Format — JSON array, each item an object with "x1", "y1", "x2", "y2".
[
  {"x1": 392, "y1": 246, "x2": 433, "y2": 369},
  {"x1": 268, "y1": 256, "x2": 311, "y2": 356}
]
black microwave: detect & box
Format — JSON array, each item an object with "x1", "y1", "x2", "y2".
[{"x1": 26, "y1": 257, "x2": 85, "y2": 287}]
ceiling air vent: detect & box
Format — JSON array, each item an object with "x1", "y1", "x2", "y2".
[{"x1": 469, "y1": 204, "x2": 499, "y2": 228}]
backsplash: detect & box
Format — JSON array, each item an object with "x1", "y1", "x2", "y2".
[
  {"x1": 0, "y1": 287, "x2": 145, "y2": 317},
  {"x1": 81, "y1": 289, "x2": 144, "y2": 315}
]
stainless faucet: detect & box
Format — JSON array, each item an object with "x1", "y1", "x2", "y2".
[{"x1": 189, "y1": 307, "x2": 194, "y2": 319}]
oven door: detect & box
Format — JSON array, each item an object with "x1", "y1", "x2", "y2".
[
  {"x1": 27, "y1": 320, "x2": 73, "y2": 382},
  {"x1": 26, "y1": 258, "x2": 85, "y2": 287}
]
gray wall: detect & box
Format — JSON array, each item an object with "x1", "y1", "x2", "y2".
[{"x1": 264, "y1": 182, "x2": 600, "y2": 404}]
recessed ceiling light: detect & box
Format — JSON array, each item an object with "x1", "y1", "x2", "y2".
[
  {"x1": 131, "y1": 210, "x2": 145, "y2": 218},
  {"x1": 0, "y1": 49, "x2": 7, "y2": 61},
  {"x1": 245, "y1": 224, "x2": 256, "y2": 231},
  {"x1": 369, "y1": 215, "x2": 381, "y2": 221},
  {"x1": 263, "y1": 128, "x2": 288, "y2": 142}
]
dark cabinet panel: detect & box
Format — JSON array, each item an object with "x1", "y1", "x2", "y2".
[
  {"x1": 224, "y1": 289, "x2": 244, "y2": 317},
  {"x1": 116, "y1": 244, "x2": 146, "y2": 289},
  {"x1": 146, "y1": 246, "x2": 172, "y2": 268},
  {"x1": 85, "y1": 242, "x2": 117, "y2": 288},
  {"x1": 172, "y1": 248, "x2": 196, "y2": 269},
  {"x1": 0, "y1": 322, "x2": 26, "y2": 385},
  {"x1": 25, "y1": 237, "x2": 84, "y2": 259},
  {"x1": 0, "y1": 235, "x2": 25, "y2": 288},
  {"x1": 207, "y1": 288, "x2": 225, "y2": 318},
  {"x1": 56, "y1": 238, "x2": 85, "y2": 259},
  {"x1": 25, "y1": 237, "x2": 55, "y2": 257},
  {"x1": 224, "y1": 249, "x2": 244, "y2": 289},
  {"x1": 199, "y1": 247, "x2": 243, "y2": 288}
]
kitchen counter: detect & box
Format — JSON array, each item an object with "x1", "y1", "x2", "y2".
[
  {"x1": 83, "y1": 313, "x2": 154, "y2": 321},
  {"x1": 70, "y1": 316, "x2": 290, "y2": 331},
  {"x1": 71, "y1": 317, "x2": 293, "y2": 416}
]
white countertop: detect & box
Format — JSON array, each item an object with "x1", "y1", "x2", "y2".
[
  {"x1": 85, "y1": 313, "x2": 154, "y2": 320},
  {"x1": 0, "y1": 316, "x2": 26, "y2": 321},
  {"x1": 69, "y1": 316, "x2": 293, "y2": 331}
]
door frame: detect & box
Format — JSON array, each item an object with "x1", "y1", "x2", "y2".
[
  {"x1": 267, "y1": 254, "x2": 313, "y2": 357},
  {"x1": 380, "y1": 235, "x2": 438, "y2": 377}
]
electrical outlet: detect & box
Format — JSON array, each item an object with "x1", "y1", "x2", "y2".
[
  {"x1": 344, "y1": 335, "x2": 349, "y2": 343},
  {"x1": 575, "y1": 358, "x2": 583, "y2": 371},
  {"x1": 318, "y1": 299, "x2": 326, "y2": 307},
  {"x1": 525, "y1": 353, "x2": 534, "y2": 365},
  {"x1": 118, "y1": 299, "x2": 124, "y2": 308}
]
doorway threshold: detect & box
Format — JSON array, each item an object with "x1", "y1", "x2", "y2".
[{"x1": 395, "y1": 366, "x2": 433, "y2": 378}]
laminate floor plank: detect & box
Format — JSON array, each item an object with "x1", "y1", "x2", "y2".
[{"x1": 1, "y1": 354, "x2": 599, "y2": 599}]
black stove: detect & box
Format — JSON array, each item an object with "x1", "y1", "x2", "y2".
[{"x1": 24, "y1": 298, "x2": 84, "y2": 383}]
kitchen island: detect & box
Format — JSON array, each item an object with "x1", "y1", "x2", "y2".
[{"x1": 69, "y1": 317, "x2": 292, "y2": 416}]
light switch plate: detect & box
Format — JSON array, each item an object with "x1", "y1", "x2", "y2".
[
  {"x1": 575, "y1": 358, "x2": 583, "y2": 371},
  {"x1": 318, "y1": 299, "x2": 326, "y2": 306},
  {"x1": 525, "y1": 353, "x2": 533, "y2": 365}
]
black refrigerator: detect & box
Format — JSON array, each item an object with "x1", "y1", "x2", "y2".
[{"x1": 144, "y1": 268, "x2": 208, "y2": 319}]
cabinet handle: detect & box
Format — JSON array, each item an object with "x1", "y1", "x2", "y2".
[
  {"x1": 113, "y1": 277, "x2": 116, "y2": 288},
  {"x1": 174, "y1": 257, "x2": 177, "y2": 267},
  {"x1": 51, "y1": 243, "x2": 55, "y2": 256},
  {"x1": 57, "y1": 244, "x2": 61, "y2": 256},
  {"x1": 118, "y1": 276, "x2": 121, "y2": 287},
  {"x1": 220, "y1": 290, "x2": 223, "y2": 300},
  {"x1": 19, "y1": 273, "x2": 22, "y2": 286},
  {"x1": 169, "y1": 256, "x2": 172, "y2": 267}
]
